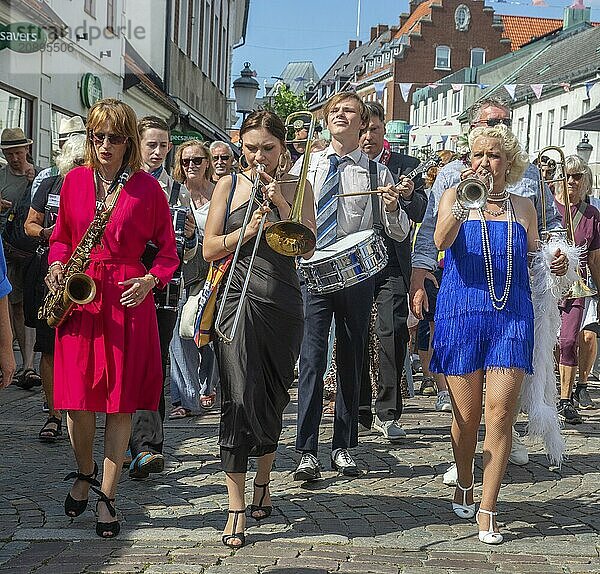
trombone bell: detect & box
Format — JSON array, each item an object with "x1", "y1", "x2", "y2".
[{"x1": 266, "y1": 221, "x2": 316, "y2": 256}]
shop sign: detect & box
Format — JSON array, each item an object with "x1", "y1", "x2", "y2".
[
  {"x1": 0, "y1": 22, "x2": 47, "y2": 53},
  {"x1": 171, "y1": 130, "x2": 204, "y2": 144},
  {"x1": 80, "y1": 73, "x2": 103, "y2": 108}
]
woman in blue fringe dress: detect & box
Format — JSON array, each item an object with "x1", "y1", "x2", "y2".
[{"x1": 430, "y1": 125, "x2": 567, "y2": 545}]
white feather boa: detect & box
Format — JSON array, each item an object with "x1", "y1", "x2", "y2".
[{"x1": 522, "y1": 237, "x2": 581, "y2": 466}]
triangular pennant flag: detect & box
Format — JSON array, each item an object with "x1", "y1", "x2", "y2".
[
  {"x1": 504, "y1": 84, "x2": 517, "y2": 100},
  {"x1": 530, "y1": 84, "x2": 544, "y2": 99},
  {"x1": 374, "y1": 81, "x2": 386, "y2": 100},
  {"x1": 585, "y1": 81, "x2": 596, "y2": 98},
  {"x1": 426, "y1": 135, "x2": 432, "y2": 144},
  {"x1": 441, "y1": 135, "x2": 448, "y2": 145},
  {"x1": 478, "y1": 83, "x2": 489, "y2": 90},
  {"x1": 451, "y1": 83, "x2": 463, "y2": 92},
  {"x1": 399, "y1": 83, "x2": 413, "y2": 102},
  {"x1": 560, "y1": 82, "x2": 571, "y2": 92},
  {"x1": 411, "y1": 134, "x2": 416, "y2": 142},
  {"x1": 532, "y1": 0, "x2": 547, "y2": 6}
]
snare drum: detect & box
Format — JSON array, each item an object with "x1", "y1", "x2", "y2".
[{"x1": 299, "y1": 230, "x2": 388, "y2": 294}]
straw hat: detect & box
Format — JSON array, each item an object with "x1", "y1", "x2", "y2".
[
  {"x1": 0, "y1": 127, "x2": 33, "y2": 150},
  {"x1": 58, "y1": 116, "x2": 86, "y2": 141}
]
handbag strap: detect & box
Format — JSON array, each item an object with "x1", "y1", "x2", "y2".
[{"x1": 369, "y1": 159, "x2": 383, "y2": 235}]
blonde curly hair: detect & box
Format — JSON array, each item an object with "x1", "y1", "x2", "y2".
[{"x1": 468, "y1": 124, "x2": 528, "y2": 186}]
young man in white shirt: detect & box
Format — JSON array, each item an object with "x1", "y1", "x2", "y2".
[{"x1": 294, "y1": 92, "x2": 410, "y2": 480}]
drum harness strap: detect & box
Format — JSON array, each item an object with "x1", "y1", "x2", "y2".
[{"x1": 369, "y1": 159, "x2": 384, "y2": 236}]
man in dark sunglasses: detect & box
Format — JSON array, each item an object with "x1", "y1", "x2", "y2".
[
  {"x1": 209, "y1": 140, "x2": 235, "y2": 182},
  {"x1": 410, "y1": 97, "x2": 563, "y2": 485}
]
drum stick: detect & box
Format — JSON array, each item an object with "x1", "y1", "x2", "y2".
[{"x1": 335, "y1": 190, "x2": 383, "y2": 197}]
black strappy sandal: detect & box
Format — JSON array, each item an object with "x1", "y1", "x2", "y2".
[
  {"x1": 222, "y1": 509, "x2": 246, "y2": 549},
  {"x1": 249, "y1": 481, "x2": 272, "y2": 521},
  {"x1": 39, "y1": 416, "x2": 62, "y2": 442},
  {"x1": 92, "y1": 487, "x2": 120, "y2": 538},
  {"x1": 64, "y1": 461, "x2": 99, "y2": 517}
]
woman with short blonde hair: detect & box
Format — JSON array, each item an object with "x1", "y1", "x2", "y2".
[{"x1": 46, "y1": 98, "x2": 179, "y2": 538}]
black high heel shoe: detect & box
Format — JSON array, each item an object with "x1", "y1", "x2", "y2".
[
  {"x1": 222, "y1": 509, "x2": 246, "y2": 549},
  {"x1": 248, "y1": 481, "x2": 272, "y2": 521},
  {"x1": 92, "y1": 488, "x2": 120, "y2": 538},
  {"x1": 64, "y1": 461, "x2": 100, "y2": 518}
]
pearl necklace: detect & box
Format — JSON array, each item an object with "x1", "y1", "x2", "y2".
[
  {"x1": 96, "y1": 170, "x2": 114, "y2": 186},
  {"x1": 482, "y1": 204, "x2": 506, "y2": 217},
  {"x1": 478, "y1": 199, "x2": 513, "y2": 311}
]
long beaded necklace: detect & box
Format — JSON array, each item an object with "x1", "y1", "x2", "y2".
[{"x1": 478, "y1": 198, "x2": 513, "y2": 311}]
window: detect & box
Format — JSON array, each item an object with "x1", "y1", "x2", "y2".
[
  {"x1": 431, "y1": 98, "x2": 438, "y2": 122},
  {"x1": 559, "y1": 105, "x2": 568, "y2": 146},
  {"x1": 534, "y1": 113, "x2": 542, "y2": 150},
  {"x1": 441, "y1": 92, "x2": 448, "y2": 118},
  {"x1": 0, "y1": 89, "x2": 32, "y2": 142},
  {"x1": 179, "y1": 0, "x2": 189, "y2": 53},
  {"x1": 202, "y1": 0, "x2": 210, "y2": 74},
  {"x1": 107, "y1": 0, "x2": 116, "y2": 35},
  {"x1": 435, "y1": 46, "x2": 451, "y2": 70},
  {"x1": 470, "y1": 48, "x2": 485, "y2": 68},
  {"x1": 546, "y1": 109, "x2": 554, "y2": 146},
  {"x1": 517, "y1": 117, "x2": 525, "y2": 145},
  {"x1": 451, "y1": 90, "x2": 460, "y2": 114},
  {"x1": 191, "y1": 0, "x2": 200, "y2": 65},
  {"x1": 84, "y1": 0, "x2": 96, "y2": 17}
]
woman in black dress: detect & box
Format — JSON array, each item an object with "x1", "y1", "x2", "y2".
[{"x1": 203, "y1": 111, "x2": 315, "y2": 548}]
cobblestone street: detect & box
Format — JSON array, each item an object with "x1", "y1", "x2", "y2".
[{"x1": 0, "y1": 377, "x2": 598, "y2": 573}]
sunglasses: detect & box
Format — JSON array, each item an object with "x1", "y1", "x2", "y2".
[
  {"x1": 483, "y1": 118, "x2": 512, "y2": 128},
  {"x1": 567, "y1": 172, "x2": 584, "y2": 181},
  {"x1": 212, "y1": 154, "x2": 231, "y2": 162},
  {"x1": 181, "y1": 156, "x2": 206, "y2": 167},
  {"x1": 90, "y1": 132, "x2": 128, "y2": 145}
]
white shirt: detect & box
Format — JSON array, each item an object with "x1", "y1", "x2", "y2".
[{"x1": 291, "y1": 145, "x2": 409, "y2": 245}]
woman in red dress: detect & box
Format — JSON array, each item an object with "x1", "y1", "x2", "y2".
[{"x1": 46, "y1": 99, "x2": 179, "y2": 538}]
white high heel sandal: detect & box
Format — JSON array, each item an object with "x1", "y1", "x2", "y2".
[
  {"x1": 477, "y1": 508, "x2": 503, "y2": 544},
  {"x1": 452, "y1": 480, "x2": 476, "y2": 518}
]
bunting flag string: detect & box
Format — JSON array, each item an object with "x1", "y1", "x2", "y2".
[{"x1": 366, "y1": 79, "x2": 598, "y2": 99}]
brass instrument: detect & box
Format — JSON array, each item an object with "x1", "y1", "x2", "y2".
[
  {"x1": 39, "y1": 169, "x2": 131, "y2": 328},
  {"x1": 455, "y1": 172, "x2": 492, "y2": 210},
  {"x1": 214, "y1": 164, "x2": 268, "y2": 343},
  {"x1": 265, "y1": 111, "x2": 317, "y2": 256},
  {"x1": 537, "y1": 145, "x2": 596, "y2": 299}
]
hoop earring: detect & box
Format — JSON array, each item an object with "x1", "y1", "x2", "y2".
[
  {"x1": 239, "y1": 154, "x2": 249, "y2": 169},
  {"x1": 276, "y1": 151, "x2": 291, "y2": 179}
]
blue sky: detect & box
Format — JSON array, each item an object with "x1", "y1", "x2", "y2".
[{"x1": 232, "y1": 0, "x2": 600, "y2": 98}]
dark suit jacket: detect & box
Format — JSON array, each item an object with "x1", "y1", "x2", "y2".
[{"x1": 381, "y1": 152, "x2": 427, "y2": 290}]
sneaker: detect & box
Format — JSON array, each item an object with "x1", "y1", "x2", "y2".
[
  {"x1": 411, "y1": 355, "x2": 422, "y2": 375},
  {"x1": 508, "y1": 428, "x2": 529, "y2": 465},
  {"x1": 573, "y1": 386, "x2": 595, "y2": 410},
  {"x1": 419, "y1": 377, "x2": 437, "y2": 396},
  {"x1": 294, "y1": 453, "x2": 321, "y2": 482},
  {"x1": 331, "y1": 448, "x2": 360, "y2": 477},
  {"x1": 559, "y1": 400, "x2": 583, "y2": 425},
  {"x1": 442, "y1": 463, "x2": 458, "y2": 486},
  {"x1": 129, "y1": 452, "x2": 165, "y2": 479},
  {"x1": 373, "y1": 415, "x2": 406, "y2": 442},
  {"x1": 435, "y1": 391, "x2": 452, "y2": 412}
]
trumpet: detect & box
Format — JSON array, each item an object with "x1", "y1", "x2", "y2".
[
  {"x1": 537, "y1": 146, "x2": 596, "y2": 299},
  {"x1": 455, "y1": 172, "x2": 493, "y2": 210},
  {"x1": 265, "y1": 112, "x2": 316, "y2": 256},
  {"x1": 214, "y1": 164, "x2": 269, "y2": 343}
]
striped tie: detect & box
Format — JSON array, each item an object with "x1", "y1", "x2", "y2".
[{"x1": 316, "y1": 154, "x2": 342, "y2": 249}]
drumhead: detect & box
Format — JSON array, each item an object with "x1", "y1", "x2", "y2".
[{"x1": 304, "y1": 230, "x2": 375, "y2": 263}]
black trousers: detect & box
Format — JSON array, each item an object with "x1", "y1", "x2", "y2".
[
  {"x1": 130, "y1": 308, "x2": 178, "y2": 457},
  {"x1": 296, "y1": 277, "x2": 374, "y2": 454},
  {"x1": 359, "y1": 269, "x2": 409, "y2": 427}
]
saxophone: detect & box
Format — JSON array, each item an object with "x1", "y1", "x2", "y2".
[{"x1": 39, "y1": 169, "x2": 131, "y2": 328}]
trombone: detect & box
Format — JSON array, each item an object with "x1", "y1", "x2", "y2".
[
  {"x1": 537, "y1": 145, "x2": 596, "y2": 299},
  {"x1": 265, "y1": 111, "x2": 317, "y2": 256},
  {"x1": 214, "y1": 164, "x2": 269, "y2": 343}
]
